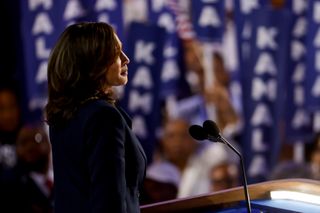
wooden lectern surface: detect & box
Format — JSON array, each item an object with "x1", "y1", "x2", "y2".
[{"x1": 140, "y1": 179, "x2": 320, "y2": 213}]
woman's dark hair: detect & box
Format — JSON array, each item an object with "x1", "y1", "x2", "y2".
[{"x1": 45, "y1": 22, "x2": 120, "y2": 126}]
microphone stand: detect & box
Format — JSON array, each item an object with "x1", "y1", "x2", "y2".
[{"x1": 208, "y1": 135, "x2": 252, "y2": 213}]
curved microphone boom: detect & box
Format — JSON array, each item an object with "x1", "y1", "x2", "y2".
[{"x1": 202, "y1": 120, "x2": 251, "y2": 213}]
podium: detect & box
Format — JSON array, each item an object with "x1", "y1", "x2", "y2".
[{"x1": 140, "y1": 179, "x2": 320, "y2": 213}]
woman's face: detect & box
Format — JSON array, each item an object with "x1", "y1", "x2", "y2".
[{"x1": 105, "y1": 34, "x2": 130, "y2": 90}]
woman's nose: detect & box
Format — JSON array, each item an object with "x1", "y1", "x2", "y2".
[{"x1": 121, "y1": 51, "x2": 130, "y2": 65}]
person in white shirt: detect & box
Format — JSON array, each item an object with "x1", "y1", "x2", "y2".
[{"x1": 159, "y1": 117, "x2": 232, "y2": 198}]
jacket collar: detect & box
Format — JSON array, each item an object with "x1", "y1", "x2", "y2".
[{"x1": 116, "y1": 105, "x2": 132, "y2": 128}]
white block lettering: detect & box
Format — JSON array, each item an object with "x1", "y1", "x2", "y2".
[
  {"x1": 251, "y1": 103, "x2": 273, "y2": 126},
  {"x1": 95, "y1": 0, "x2": 117, "y2": 11},
  {"x1": 129, "y1": 91, "x2": 153, "y2": 113},
  {"x1": 292, "y1": 63, "x2": 305, "y2": 83},
  {"x1": 132, "y1": 66, "x2": 153, "y2": 89},
  {"x1": 198, "y1": 6, "x2": 221, "y2": 27},
  {"x1": 132, "y1": 115, "x2": 148, "y2": 138},
  {"x1": 311, "y1": 76, "x2": 320, "y2": 97},
  {"x1": 240, "y1": 0, "x2": 259, "y2": 14},
  {"x1": 35, "y1": 37, "x2": 51, "y2": 59},
  {"x1": 292, "y1": 17, "x2": 307, "y2": 38},
  {"x1": 29, "y1": 0, "x2": 52, "y2": 11},
  {"x1": 291, "y1": 40, "x2": 306, "y2": 61},
  {"x1": 251, "y1": 78, "x2": 276, "y2": 101},
  {"x1": 256, "y1": 26, "x2": 278, "y2": 50},
  {"x1": 35, "y1": 61, "x2": 48, "y2": 83},
  {"x1": 64, "y1": 0, "x2": 86, "y2": 21},
  {"x1": 32, "y1": 12, "x2": 54, "y2": 35},
  {"x1": 158, "y1": 13, "x2": 175, "y2": 33},
  {"x1": 251, "y1": 128, "x2": 268, "y2": 151},
  {"x1": 134, "y1": 41, "x2": 155, "y2": 64},
  {"x1": 161, "y1": 60, "x2": 180, "y2": 82},
  {"x1": 248, "y1": 155, "x2": 267, "y2": 177},
  {"x1": 291, "y1": 109, "x2": 310, "y2": 129},
  {"x1": 254, "y1": 52, "x2": 277, "y2": 75},
  {"x1": 293, "y1": 85, "x2": 304, "y2": 106}
]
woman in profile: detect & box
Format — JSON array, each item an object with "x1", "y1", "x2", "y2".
[{"x1": 45, "y1": 22, "x2": 146, "y2": 213}]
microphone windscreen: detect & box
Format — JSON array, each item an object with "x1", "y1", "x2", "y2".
[
  {"x1": 203, "y1": 120, "x2": 220, "y2": 137},
  {"x1": 188, "y1": 125, "x2": 207, "y2": 141}
]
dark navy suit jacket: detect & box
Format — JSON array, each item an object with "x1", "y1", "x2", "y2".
[{"x1": 49, "y1": 100, "x2": 147, "y2": 213}]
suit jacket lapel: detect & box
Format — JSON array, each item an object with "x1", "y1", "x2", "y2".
[
  {"x1": 116, "y1": 105, "x2": 132, "y2": 128},
  {"x1": 116, "y1": 105, "x2": 147, "y2": 163}
]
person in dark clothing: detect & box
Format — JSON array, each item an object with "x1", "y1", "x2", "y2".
[
  {"x1": 45, "y1": 22, "x2": 146, "y2": 213},
  {"x1": 0, "y1": 85, "x2": 22, "y2": 172},
  {"x1": 0, "y1": 124, "x2": 53, "y2": 213}
]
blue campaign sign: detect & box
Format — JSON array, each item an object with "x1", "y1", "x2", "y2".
[
  {"x1": 147, "y1": 0, "x2": 191, "y2": 100},
  {"x1": 190, "y1": 0, "x2": 225, "y2": 42},
  {"x1": 234, "y1": 0, "x2": 269, "y2": 77},
  {"x1": 20, "y1": 0, "x2": 63, "y2": 119},
  {"x1": 83, "y1": 0, "x2": 124, "y2": 41},
  {"x1": 159, "y1": 34, "x2": 191, "y2": 99},
  {"x1": 284, "y1": 0, "x2": 313, "y2": 143},
  {"x1": 121, "y1": 23, "x2": 166, "y2": 163},
  {"x1": 242, "y1": 8, "x2": 291, "y2": 183},
  {"x1": 60, "y1": 0, "x2": 124, "y2": 40},
  {"x1": 148, "y1": 0, "x2": 176, "y2": 34},
  {"x1": 306, "y1": 0, "x2": 320, "y2": 111},
  {"x1": 233, "y1": 0, "x2": 269, "y2": 124}
]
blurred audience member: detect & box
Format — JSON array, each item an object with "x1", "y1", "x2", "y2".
[
  {"x1": 0, "y1": 85, "x2": 22, "y2": 171},
  {"x1": 204, "y1": 53, "x2": 239, "y2": 134},
  {"x1": 183, "y1": 39, "x2": 205, "y2": 93},
  {"x1": 141, "y1": 161, "x2": 180, "y2": 204},
  {"x1": 0, "y1": 124, "x2": 53, "y2": 213},
  {"x1": 307, "y1": 133, "x2": 320, "y2": 180},
  {"x1": 268, "y1": 160, "x2": 312, "y2": 180},
  {"x1": 161, "y1": 118, "x2": 197, "y2": 172},
  {"x1": 157, "y1": 118, "x2": 229, "y2": 198},
  {"x1": 268, "y1": 137, "x2": 313, "y2": 181},
  {"x1": 311, "y1": 153, "x2": 320, "y2": 179},
  {"x1": 209, "y1": 161, "x2": 239, "y2": 192}
]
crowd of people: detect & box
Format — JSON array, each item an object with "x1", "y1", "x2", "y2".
[
  {"x1": 1, "y1": 35, "x2": 320, "y2": 210},
  {"x1": 1, "y1": 0, "x2": 320, "y2": 212}
]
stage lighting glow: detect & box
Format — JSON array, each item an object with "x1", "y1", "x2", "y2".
[{"x1": 270, "y1": 190, "x2": 320, "y2": 206}]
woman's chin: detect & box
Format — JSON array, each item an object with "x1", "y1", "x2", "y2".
[{"x1": 118, "y1": 77, "x2": 128, "y2": 86}]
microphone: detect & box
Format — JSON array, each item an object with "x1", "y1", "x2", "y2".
[
  {"x1": 188, "y1": 125, "x2": 207, "y2": 141},
  {"x1": 202, "y1": 120, "x2": 252, "y2": 213},
  {"x1": 203, "y1": 120, "x2": 220, "y2": 138},
  {"x1": 189, "y1": 124, "x2": 224, "y2": 143}
]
